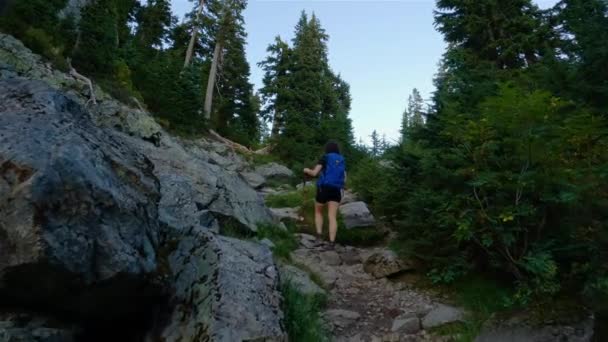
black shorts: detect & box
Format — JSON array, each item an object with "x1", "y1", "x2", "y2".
[{"x1": 316, "y1": 186, "x2": 342, "y2": 204}]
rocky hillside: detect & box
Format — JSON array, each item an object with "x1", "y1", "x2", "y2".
[{"x1": 0, "y1": 33, "x2": 288, "y2": 341}]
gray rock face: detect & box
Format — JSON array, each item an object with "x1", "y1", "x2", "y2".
[
  {"x1": 339, "y1": 201, "x2": 376, "y2": 229},
  {"x1": 134, "y1": 137, "x2": 272, "y2": 233},
  {"x1": 325, "y1": 309, "x2": 361, "y2": 328},
  {"x1": 278, "y1": 263, "x2": 326, "y2": 296},
  {"x1": 0, "y1": 79, "x2": 162, "y2": 318},
  {"x1": 254, "y1": 162, "x2": 294, "y2": 181},
  {"x1": 260, "y1": 238, "x2": 276, "y2": 249},
  {"x1": 421, "y1": 304, "x2": 466, "y2": 329},
  {"x1": 0, "y1": 34, "x2": 285, "y2": 340},
  {"x1": 162, "y1": 230, "x2": 286, "y2": 342},
  {"x1": 363, "y1": 250, "x2": 414, "y2": 279}
]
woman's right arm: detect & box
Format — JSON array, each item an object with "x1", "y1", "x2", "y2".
[{"x1": 304, "y1": 164, "x2": 323, "y2": 177}]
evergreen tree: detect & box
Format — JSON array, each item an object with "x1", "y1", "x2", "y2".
[
  {"x1": 370, "y1": 130, "x2": 381, "y2": 158},
  {"x1": 407, "y1": 88, "x2": 425, "y2": 127},
  {"x1": 72, "y1": 0, "x2": 137, "y2": 74},
  {"x1": 208, "y1": 0, "x2": 258, "y2": 146},
  {"x1": 554, "y1": 0, "x2": 608, "y2": 109},
  {"x1": 258, "y1": 36, "x2": 293, "y2": 137},
  {"x1": 435, "y1": 0, "x2": 547, "y2": 69},
  {"x1": 134, "y1": 0, "x2": 174, "y2": 50},
  {"x1": 261, "y1": 11, "x2": 354, "y2": 167}
]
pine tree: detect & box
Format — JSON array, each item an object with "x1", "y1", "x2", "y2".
[
  {"x1": 400, "y1": 107, "x2": 409, "y2": 144},
  {"x1": 258, "y1": 36, "x2": 292, "y2": 137},
  {"x1": 370, "y1": 130, "x2": 381, "y2": 158},
  {"x1": 208, "y1": 0, "x2": 258, "y2": 145},
  {"x1": 554, "y1": 0, "x2": 608, "y2": 109},
  {"x1": 407, "y1": 88, "x2": 425, "y2": 127},
  {"x1": 134, "y1": 0, "x2": 174, "y2": 50},
  {"x1": 435, "y1": 0, "x2": 547, "y2": 69}
]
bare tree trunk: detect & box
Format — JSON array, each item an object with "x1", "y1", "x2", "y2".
[
  {"x1": 204, "y1": 41, "x2": 222, "y2": 119},
  {"x1": 67, "y1": 58, "x2": 97, "y2": 106},
  {"x1": 183, "y1": 0, "x2": 205, "y2": 68}
]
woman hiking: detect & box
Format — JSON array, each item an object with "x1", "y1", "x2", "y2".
[{"x1": 303, "y1": 141, "x2": 346, "y2": 245}]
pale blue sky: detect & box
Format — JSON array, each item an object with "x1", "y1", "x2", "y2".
[{"x1": 170, "y1": 0, "x2": 559, "y2": 143}]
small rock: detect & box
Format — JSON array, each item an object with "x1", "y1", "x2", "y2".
[
  {"x1": 339, "y1": 201, "x2": 376, "y2": 229},
  {"x1": 340, "y1": 250, "x2": 362, "y2": 265},
  {"x1": 421, "y1": 304, "x2": 466, "y2": 329},
  {"x1": 363, "y1": 249, "x2": 414, "y2": 278},
  {"x1": 321, "y1": 250, "x2": 342, "y2": 266},
  {"x1": 319, "y1": 269, "x2": 338, "y2": 288},
  {"x1": 325, "y1": 309, "x2": 361, "y2": 328},
  {"x1": 381, "y1": 333, "x2": 400, "y2": 342},
  {"x1": 391, "y1": 314, "x2": 421, "y2": 334}
]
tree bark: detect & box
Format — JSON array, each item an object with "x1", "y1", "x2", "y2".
[
  {"x1": 183, "y1": 0, "x2": 205, "y2": 68},
  {"x1": 204, "y1": 41, "x2": 222, "y2": 119}
]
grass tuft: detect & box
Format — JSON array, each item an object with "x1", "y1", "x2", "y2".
[
  {"x1": 281, "y1": 280, "x2": 331, "y2": 342},
  {"x1": 257, "y1": 223, "x2": 299, "y2": 260},
  {"x1": 265, "y1": 191, "x2": 305, "y2": 208}
]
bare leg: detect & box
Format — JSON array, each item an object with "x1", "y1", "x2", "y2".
[
  {"x1": 327, "y1": 201, "x2": 340, "y2": 242},
  {"x1": 315, "y1": 202, "x2": 324, "y2": 235}
]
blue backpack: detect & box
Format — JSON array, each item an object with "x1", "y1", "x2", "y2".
[{"x1": 318, "y1": 153, "x2": 345, "y2": 189}]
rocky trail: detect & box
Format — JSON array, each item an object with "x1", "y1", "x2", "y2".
[{"x1": 284, "y1": 231, "x2": 465, "y2": 342}]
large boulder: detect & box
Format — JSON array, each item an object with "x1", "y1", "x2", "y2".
[
  {"x1": 240, "y1": 171, "x2": 266, "y2": 189},
  {"x1": 339, "y1": 201, "x2": 376, "y2": 229},
  {"x1": 0, "y1": 79, "x2": 163, "y2": 320},
  {"x1": 254, "y1": 162, "x2": 294, "y2": 182},
  {"x1": 421, "y1": 304, "x2": 466, "y2": 329},
  {"x1": 363, "y1": 249, "x2": 414, "y2": 279},
  {"x1": 0, "y1": 34, "x2": 285, "y2": 340},
  {"x1": 162, "y1": 230, "x2": 286, "y2": 341}
]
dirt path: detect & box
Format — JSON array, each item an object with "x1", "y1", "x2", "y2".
[{"x1": 290, "y1": 233, "x2": 456, "y2": 342}]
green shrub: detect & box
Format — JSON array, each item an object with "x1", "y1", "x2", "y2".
[
  {"x1": 383, "y1": 84, "x2": 608, "y2": 305},
  {"x1": 257, "y1": 223, "x2": 298, "y2": 260},
  {"x1": 280, "y1": 281, "x2": 330, "y2": 342}
]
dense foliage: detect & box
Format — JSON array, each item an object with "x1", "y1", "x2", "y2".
[
  {"x1": 259, "y1": 12, "x2": 356, "y2": 169},
  {"x1": 0, "y1": 0, "x2": 268, "y2": 142},
  {"x1": 352, "y1": 0, "x2": 608, "y2": 310},
  {"x1": 0, "y1": 1, "x2": 355, "y2": 154}
]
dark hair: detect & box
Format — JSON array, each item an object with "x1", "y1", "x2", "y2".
[{"x1": 325, "y1": 141, "x2": 340, "y2": 154}]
